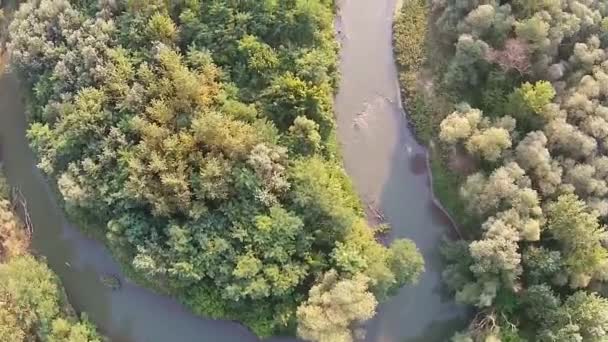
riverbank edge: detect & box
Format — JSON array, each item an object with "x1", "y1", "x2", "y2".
[{"x1": 391, "y1": 0, "x2": 475, "y2": 237}]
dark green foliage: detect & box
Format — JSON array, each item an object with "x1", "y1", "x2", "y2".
[
  {"x1": 443, "y1": 34, "x2": 491, "y2": 97},
  {"x1": 522, "y1": 246, "x2": 562, "y2": 285},
  {"x1": 429, "y1": 149, "x2": 476, "y2": 230},
  {"x1": 480, "y1": 70, "x2": 520, "y2": 118}
]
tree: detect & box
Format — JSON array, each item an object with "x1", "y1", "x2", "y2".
[
  {"x1": 460, "y1": 162, "x2": 541, "y2": 222},
  {"x1": 562, "y1": 292, "x2": 608, "y2": 341},
  {"x1": 470, "y1": 219, "x2": 522, "y2": 297},
  {"x1": 439, "y1": 104, "x2": 513, "y2": 161},
  {"x1": 147, "y1": 13, "x2": 177, "y2": 45},
  {"x1": 9, "y1": 0, "x2": 86, "y2": 80},
  {"x1": 388, "y1": 239, "x2": 424, "y2": 287},
  {"x1": 332, "y1": 220, "x2": 423, "y2": 300},
  {"x1": 522, "y1": 247, "x2": 562, "y2": 285},
  {"x1": 0, "y1": 306, "x2": 25, "y2": 342},
  {"x1": 570, "y1": 36, "x2": 605, "y2": 70},
  {"x1": 546, "y1": 194, "x2": 608, "y2": 288},
  {"x1": 486, "y1": 38, "x2": 531, "y2": 74},
  {"x1": 466, "y1": 127, "x2": 512, "y2": 162},
  {"x1": 522, "y1": 285, "x2": 562, "y2": 325},
  {"x1": 515, "y1": 131, "x2": 563, "y2": 196},
  {"x1": 515, "y1": 13, "x2": 550, "y2": 51},
  {"x1": 48, "y1": 317, "x2": 101, "y2": 342},
  {"x1": 563, "y1": 162, "x2": 608, "y2": 199},
  {"x1": 287, "y1": 116, "x2": 322, "y2": 156},
  {"x1": 527, "y1": 289, "x2": 608, "y2": 342},
  {"x1": 444, "y1": 35, "x2": 490, "y2": 92},
  {"x1": 545, "y1": 119, "x2": 597, "y2": 159},
  {"x1": 296, "y1": 270, "x2": 377, "y2": 342},
  {"x1": 439, "y1": 106, "x2": 482, "y2": 144},
  {"x1": 0, "y1": 199, "x2": 28, "y2": 259},
  {"x1": 262, "y1": 72, "x2": 333, "y2": 136},
  {"x1": 515, "y1": 81, "x2": 556, "y2": 114}
]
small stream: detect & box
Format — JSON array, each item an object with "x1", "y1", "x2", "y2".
[{"x1": 0, "y1": 0, "x2": 465, "y2": 341}]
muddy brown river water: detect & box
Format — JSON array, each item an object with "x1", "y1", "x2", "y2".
[{"x1": 0, "y1": 0, "x2": 466, "y2": 341}]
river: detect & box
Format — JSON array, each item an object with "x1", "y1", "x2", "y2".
[
  {"x1": 335, "y1": 1, "x2": 466, "y2": 341},
  {"x1": 0, "y1": 0, "x2": 464, "y2": 341}
]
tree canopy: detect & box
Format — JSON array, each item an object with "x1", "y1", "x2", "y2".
[
  {"x1": 395, "y1": 0, "x2": 608, "y2": 340},
  {"x1": 9, "y1": 0, "x2": 424, "y2": 338}
]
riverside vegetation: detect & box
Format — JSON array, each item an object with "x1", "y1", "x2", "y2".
[
  {"x1": 0, "y1": 172, "x2": 101, "y2": 341},
  {"x1": 8, "y1": 0, "x2": 425, "y2": 340},
  {"x1": 395, "y1": 0, "x2": 608, "y2": 341}
]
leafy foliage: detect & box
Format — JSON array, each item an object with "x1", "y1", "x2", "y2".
[
  {"x1": 393, "y1": 0, "x2": 428, "y2": 97},
  {"x1": 296, "y1": 270, "x2": 377, "y2": 342},
  {"x1": 10, "y1": 0, "x2": 424, "y2": 337},
  {"x1": 397, "y1": 0, "x2": 608, "y2": 339},
  {"x1": 0, "y1": 256, "x2": 101, "y2": 342}
]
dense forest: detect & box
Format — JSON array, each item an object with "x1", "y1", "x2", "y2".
[
  {"x1": 0, "y1": 172, "x2": 101, "y2": 341},
  {"x1": 395, "y1": 0, "x2": 608, "y2": 341},
  {"x1": 8, "y1": 0, "x2": 424, "y2": 339}
]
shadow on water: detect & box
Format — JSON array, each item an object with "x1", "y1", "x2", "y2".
[
  {"x1": 409, "y1": 153, "x2": 428, "y2": 175},
  {"x1": 333, "y1": 0, "x2": 469, "y2": 341}
]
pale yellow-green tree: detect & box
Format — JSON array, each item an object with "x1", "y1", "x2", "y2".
[
  {"x1": 439, "y1": 107, "x2": 481, "y2": 144},
  {"x1": 439, "y1": 104, "x2": 513, "y2": 161},
  {"x1": 466, "y1": 127, "x2": 512, "y2": 162},
  {"x1": 296, "y1": 270, "x2": 378, "y2": 342},
  {"x1": 515, "y1": 131, "x2": 563, "y2": 196}
]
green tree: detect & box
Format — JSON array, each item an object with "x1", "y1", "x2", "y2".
[
  {"x1": 546, "y1": 194, "x2": 608, "y2": 288},
  {"x1": 296, "y1": 270, "x2": 377, "y2": 342},
  {"x1": 515, "y1": 81, "x2": 556, "y2": 114},
  {"x1": 147, "y1": 13, "x2": 177, "y2": 44},
  {"x1": 0, "y1": 256, "x2": 101, "y2": 342}
]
